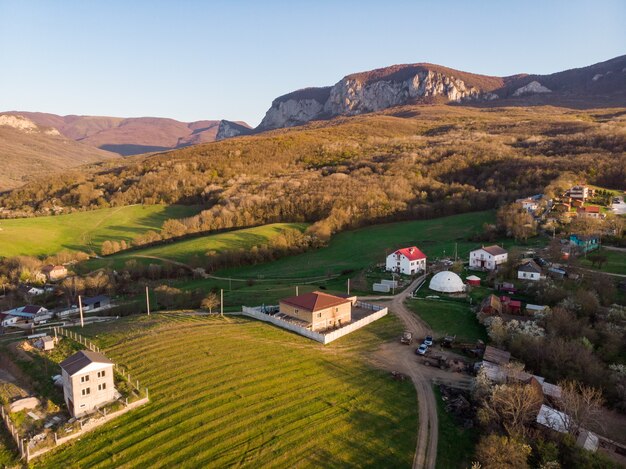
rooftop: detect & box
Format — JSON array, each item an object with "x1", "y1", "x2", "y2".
[
  {"x1": 393, "y1": 246, "x2": 427, "y2": 261},
  {"x1": 280, "y1": 291, "x2": 351, "y2": 313},
  {"x1": 483, "y1": 345, "x2": 511, "y2": 365},
  {"x1": 518, "y1": 260, "x2": 542, "y2": 274},
  {"x1": 477, "y1": 245, "x2": 508, "y2": 256},
  {"x1": 60, "y1": 350, "x2": 114, "y2": 376}
]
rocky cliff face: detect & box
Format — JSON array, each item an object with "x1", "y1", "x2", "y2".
[
  {"x1": 257, "y1": 66, "x2": 492, "y2": 131},
  {"x1": 215, "y1": 120, "x2": 254, "y2": 141}
]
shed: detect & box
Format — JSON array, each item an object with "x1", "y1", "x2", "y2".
[
  {"x1": 36, "y1": 336, "x2": 55, "y2": 351},
  {"x1": 483, "y1": 345, "x2": 511, "y2": 365},
  {"x1": 576, "y1": 429, "x2": 599, "y2": 452},
  {"x1": 536, "y1": 404, "x2": 569, "y2": 433},
  {"x1": 526, "y1": 304, "x2": 548, "y2": 316},
  {"x1": 466, "y1": 275, "x2": 481, "y2": 286}
]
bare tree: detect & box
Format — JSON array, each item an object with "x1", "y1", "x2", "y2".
[
  {"x1": 558, "y1": 380, "x2": 604, "y2": 435},
  {"x1": 479, "y1": 383, "x2": 543, "y2": 437}
]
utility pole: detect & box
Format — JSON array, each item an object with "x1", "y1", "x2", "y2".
[
  {"x1": 146, "y1": 286, "x2": 150, "y2": 316},
  {"x1": 220, "y1": 289, "x2": 224, "y2": 317},
  {"x1": 296, "y1": 285, "x2": 299, "y2": 296},
  {"x1": 347, "y1": 278, "x2": 350, "y2": 296},
  {"x1": 78, "y1": 295, "x2": 84, "y2": 328}
]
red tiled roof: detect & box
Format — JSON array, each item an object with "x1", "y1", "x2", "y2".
[
  {"x1": 577, "y1": 206, "x2": 600, "y2": 213},
  {"x1": 394, "y1": 246, "x2": 427, "y2": 261},
  {"x1": 280, "y1": 291, "x2": 351, "y2": 313}
]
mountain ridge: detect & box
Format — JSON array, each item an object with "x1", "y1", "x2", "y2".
[
  {"x1": 221, "y1": 55, "x2": 626, "y2": 138},
  {"x1": 0, "y1": 111, "x2": 251, "y2": 156}
]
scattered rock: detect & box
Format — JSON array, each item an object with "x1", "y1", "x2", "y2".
[
  {"x1": 513, "y1": 81, "x2": 552, "y2": 96},
  {"x1": 592, "y1": 73, "x2": 603, "y2": 81}
]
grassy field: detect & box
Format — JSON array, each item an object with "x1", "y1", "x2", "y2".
[
  {"x1": 84, "y1": 223, "x2": 309, "y2": 271},
  {"x1": 33, "y1": 313, "x2": 417, "y2": 468},
  {"x1": 0, "y1": 204, "x2": 201, "y2": 257},
  {"x1": 434, "y1": 387, "x2": 476, "y2": 469},
  {"x1": 578, "y1": 247, "x2": 626, "y2": 275},
  {"x1": 143, "y1": 211, "x2": 501, "y2": 308},
  {"x1": 218, "y1": 211, "x2": 499, "y2": 280},
  {"x1": 406, "y1": 298, "x2": 487, "y2": 342}
]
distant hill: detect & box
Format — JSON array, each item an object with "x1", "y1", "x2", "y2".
[
  {"x1": 0, "y1": 112, "x2": 251, "y2": 156},
  {"x1": 0, "y1": 114, "x2": 118, "y2": 191},
  {"x1": 221, "y1": 55, "x2": 626, "y2": 137}
]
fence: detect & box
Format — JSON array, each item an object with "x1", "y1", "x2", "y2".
[
  {"x1": 240, "y1": 302, "x2": 388, "y2": 345},
  {"x1": 0, "y1": 327, "x2": 149, "y2": 462}
]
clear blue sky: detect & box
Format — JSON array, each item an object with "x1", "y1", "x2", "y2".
[{"x1": 1, "y1": 0, "x2": 624, "y2": 126}]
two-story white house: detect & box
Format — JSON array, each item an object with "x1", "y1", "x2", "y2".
[
  {"x1": 469, "y1": 245, "x2": 508, "y2": 271},
  {"x1": 60, "y1": 350, "x2": 116, "y2": 418},
  {"x1": 386, "y1": 246, "x2": 427, "y2": 275}
]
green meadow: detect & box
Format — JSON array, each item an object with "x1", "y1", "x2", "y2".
[{"x1": 0, "y1": 205, "x2": 200, "y2": 257}]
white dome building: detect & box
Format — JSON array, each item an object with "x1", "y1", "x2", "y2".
[{"x1": 429, "y1": 271, "x2": 465, "y2": 293}]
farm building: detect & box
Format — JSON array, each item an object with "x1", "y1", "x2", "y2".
[
  {"x1": 279, "y1": 291, "x2": 352, "y2": 331},
  {"x1": 19, "y1": 285, "x2": 45, "y2": 296},
  {"x1": 576, "y1": 206, "x2": 601, "y2": 219},
  {"x1": 500, "y1": 296, "x2": 521, "y2": 314},
  {"x1": 569, "y1": 234, "x2": 599, "y2": 253},
  {"x1": 385, "y1": 246, "x2": 427, "y2": 275},
  {"x1": 517, "y1": 260, "x2": 543, "y2": 281},
  {"x1": 483, "y1": 345, "x2": 510, "y2": 366},
  {"x1": 479, "y1": 294, "x2": 502, "y2": 315},
  {"x1": 60, "y1": 350, "x2": 116, "y2": 418},
  {"x1": 469, "y1": 245, "x2": 508, "y2": 271},
  {"x1": 526, "y1": 304, "x2": 548, "y2": 316},
  {"x1": 0, "y1": 313, "x2": 18, "y2": 327},
  {"x1": 41, "y1": 265, "x2": 68, "y2": 281},
  {"x1": 82, "y1": 295, "x2": 111, "y2": 312},
  {"x1": 466, "y1": 275, "x2": 481, "y2": 286},
  {"x1": 428, "y1": 271, "x2": 464, "y2": 293}
]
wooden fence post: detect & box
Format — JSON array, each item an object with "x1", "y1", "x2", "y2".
[
  {"x1": 145, "y1": 387, "x2": 149, "y2": 399},
  {"x1": 54, "y1": 432, "x2": 57, "y2": 445}
]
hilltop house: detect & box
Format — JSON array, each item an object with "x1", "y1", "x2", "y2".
[
  {"x1": 576, "y1": 206, "x2": 601, "y2": 219},
  {"x1": 567, "y1": 185, "x2": 593, "y2": 201},
  {"x1": 279, "y1": 291, "x2": 352, "y2": 331},
  {"x1": 516, "y1": 198, "x2": 539, "y2": 212},
  {"x1": 60, "y1": 350, "x2": 116, "y2": 418},
  {"x1": 385, "y1": 246, "x2": 427, "y2": 275},
  {"x1": 469, "y1": 245, "x2": 508, "y2": 271},
  {"x1": 41, "y1": 265, "x2": 67, "y2": 281},
  {"x1": 517, "y1": 260, "x2": 543, "y2": 281},
  {"x1": 569, "y1": 234, "x2": 600, "y2": 253}
]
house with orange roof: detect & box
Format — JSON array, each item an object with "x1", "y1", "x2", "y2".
[{"x1": 279, "y1": 291, "x2": 352, "y2": 331}]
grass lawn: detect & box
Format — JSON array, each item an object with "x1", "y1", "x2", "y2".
[
  {"x1": 31, "y1": 314, "x2": 416, "y2": 468},
  {"x1": 0, "y1": 204, "x2": 201, "y2": 257},
  {"x1": 577, "y1": 247, "x2": 626, "y2": 275},
  {"x1": 434, "y1": 387, "x2": 476, "y2": 469},
  {"x1": 406, "y1": 298, "x2": 487, "y2": 342},
  {"x1": 217, "y1": 211, "x2": 498, "y2": 280},
  {"x1": 83, "y1": 223, "x2": 309, "y2": 272}
]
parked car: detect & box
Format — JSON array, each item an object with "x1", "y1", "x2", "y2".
[
  {"x1": 424, "y1": 335, "x2": 433, "y2": 346},
  {"x1": 415, "y1": 344, "x2": 428, "y2": 355},
  {"x1": 401, "y1": 331, "x2": 413, "y2": 344}
]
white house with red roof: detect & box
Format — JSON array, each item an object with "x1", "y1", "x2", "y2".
[
  {"x1": 386, "y1": 246, "x2": 427, "y2": 275},
  {"x1": 469, "y1": 245, "x2": 508, "y2": 271}
]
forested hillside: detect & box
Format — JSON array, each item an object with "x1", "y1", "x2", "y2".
[{"x1": 1, "y1": 105, "x2": 624, "y2": 239}]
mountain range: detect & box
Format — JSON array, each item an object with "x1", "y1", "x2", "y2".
[
  {"x1": 218, "y1": 54, "x2": 626, "y2": 138},
  {"x1": 0, "y1": 111, "x2": 250, "y2": 156}
]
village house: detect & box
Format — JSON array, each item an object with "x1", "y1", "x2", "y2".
[
  {"x1": 0, "y1": 313, "x2": 18, "y2": 327},
  {"x1": 567, "y1": 185, "x2": 594, "y2": 201},
  {"x1": 516, "y1": 197, "x2": 539, "y2": 212},
  {"x1": 469, "y1": 245, "x2": 508, "y2": 271},
  {"x1": 1, "y1": 305, "x2": 51, "y2": 324},
  {"x1": 82, "y1": 295, "x2": 111, "y2": 312},
  {"x1": 385, "y1": 246, "x2": 427, "y2": 276},
  {"x1": 60, "y1": 350, "x2": 116, "y2": 418},
  {"x1": 279, "y1": 291, "x2": 352, "y2": 331},
  {"x1": 479, "y1": 294, "x2": 502, "y2": 316},
  {"x1": 517, "y1": 260, "x2": 543, "y2": 281},
  {"x1": 552, "y1": 202, "x2": 571, "y2": 213},
  {"x1": 569, "y1": 234, "x2": 600, "y2": 253},
  {"x1": 41, "y1": 265, "x2": 68, "y2": 282},
  {"x1": 576, "y1": 206, "x2": 601, "y2": 219}
]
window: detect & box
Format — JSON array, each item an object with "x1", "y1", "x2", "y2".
[
  {"x1": 317, "y1": 313, "x2": 322, "y2": 318},
  {"x1": 98, "y1": 383, "x2": 107, "y2": 391},
  {"x1": 81, "y1": 387, "x2": 91, "y2": 396},
  {"x1": 80, "y1": 375, "x2": 90, "y2": 383},
  {"x1": 97, "y1": 370, "x2": 106, "y2": 378}
]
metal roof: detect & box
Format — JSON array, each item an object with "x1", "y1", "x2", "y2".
[{"x1": 60, "y1": 350, "x2": 113, "y2": 376}]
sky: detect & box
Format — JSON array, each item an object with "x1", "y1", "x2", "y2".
[{"x1": 1, "y1": 1, "x2": 625, "y2": 127}]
